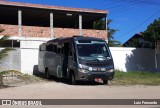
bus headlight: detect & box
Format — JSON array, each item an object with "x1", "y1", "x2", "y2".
[
  {"x1": 101, "y1": 68, "x2": 106, "y2": 71},
  {"x1": 78, "y1": 69, "x2": 89, "y2": 73},
  {"x1": 108, "y1": 69, "x2": 114, "y2": 73},
  {"x1": 88, "y1": 67, "x2": 93, "y2": 71}
]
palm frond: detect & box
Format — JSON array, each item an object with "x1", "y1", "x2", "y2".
[
  {"x1": 0, "y1": 35, "x2": 10, "y2": 46},
  {"x1": 0, "y1": 48, "x2": 14, "y2": 60}
]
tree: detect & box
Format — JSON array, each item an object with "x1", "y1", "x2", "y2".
[
  {"x1": 0, "y1": 27, "x2": 12, "y2": 86},
  {"x1": 142, "y1": 18, "x2": 160, "y2": 48},
  {"x1": 93, "y1": 19, "x2": 122, "y2": 47},
  {"x1": 107, "y1": 20, "x2": 122, "y2": 47},
  {"x1": 93, "y1": 19, "x2": 105, "y2": 30},
  {"x1": 0, "y1": 28, "x2": 12, "y2": 60}
]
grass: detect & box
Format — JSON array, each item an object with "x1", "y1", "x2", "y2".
[
  {"x1": 0, "y1": 70, "x2": 46, "y2": 88},
  {"x1": 111, "y1": 70, "x2": 160, "y2": 85},
  {"x1": 1, "y1": 70, "x2": 160, "y2": 87},
  {"x1": 0, "y1": 74, "x2": 2, "y2": 86}
]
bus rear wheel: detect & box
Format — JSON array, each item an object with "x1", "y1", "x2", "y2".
[{"x1": 45, "y1": 69, "x2": 51, "y2": 80}]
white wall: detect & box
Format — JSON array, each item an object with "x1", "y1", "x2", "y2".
[
  {"x1": 110, "y1": 47, "x2": 160, "y2": 72},
  {"x1": 0, "y1": 34, "x2": 159, "y2": 74},
  {"x1": 21, "y1": 48, "x2": 39, "y2": 74},
  {"x1": 19, "y1": 41, "x2": 160, "y2": 74},
  {"x1": 20, "y1": 39, "x2": 49, "y2": 74}
]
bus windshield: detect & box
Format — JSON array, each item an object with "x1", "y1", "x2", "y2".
[{"x1": 77, "y1": 43, "x2": 110, "y2": 58}]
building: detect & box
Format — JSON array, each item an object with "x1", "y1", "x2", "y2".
[
  {"x1": 123, "y1": 33, "x2": 145, "y2": 48},
  {"x1": 0, "y1": 1, "x2": 108, "y2": 74},
  {"x1": 0, "y1": 1, "x2": 108, "y2": 39}
]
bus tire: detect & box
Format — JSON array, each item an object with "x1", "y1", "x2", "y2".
[
  {"x1": 103, "y1": 80, "x2": 108, "y2": 84},
  {"x1": 45, "y1": 69, "x2": 51, "y2": 80},
  {"x1": 70, "y1": 72, "x2": 76, "y2": 85}
]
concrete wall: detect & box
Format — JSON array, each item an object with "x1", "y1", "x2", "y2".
[
  {"x1": 20, "y1": 39, "x2": 48, "y2": 74},
  {"x1": 21, "y1": 46, "x2": 160, "y2": 75},
  {"x1": 0, "y1": 48, "x2": 21, "y2": 72},
  {"x1": 1, "y1": 41, "x2": 160, "y2": 74},
  {"x1": 21, "y1": 48, "x2": 38, "y2": 74},
  {"x1": 110, "y1": 47, "x2": 160, "y2": 72}
]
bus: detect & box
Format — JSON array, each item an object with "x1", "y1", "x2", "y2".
[{"x1": 38, "y1": 36, "x2": 114, "y2": 84}]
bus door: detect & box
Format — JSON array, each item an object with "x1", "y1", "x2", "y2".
[
  {"x1": 55, "y1": 44, "x2": 63, "y2": 78},
  {"x1": 62, "y1": 42, "x2": 70, "y2": 77}
]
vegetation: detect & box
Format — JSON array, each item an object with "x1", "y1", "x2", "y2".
[
  {"x1": 1, "y1": 69, "x2": 160, "y2": 87},
  {"x1": 142, "y1": 18, "x2": 160, "y2": 48},
  {"x1": 0, "y1": 70, "x2": 46, "y2": 88},
  {"x1": 107, "y1": 20, "x2": 122, "y2": 47},
  {"x1": 126, "y1": 18, "x2": 160, "y2": 48},
  {"x1": 93, "y1": 19, "x2": 105, "y2": 30},
  {"x1": 93, "y1": 19, "x2": 122, "y2": 47},
  {"x1": 111, "y1": 70, "x2": 160, "y2": 85},
  {"x1": 0, "y1": 74, "x2": 2, "y2": 86},
  {"x1": 0, "y1": 28, "x2": 14, "y2": 86},
  {"x1": 0, "y1": 28, "x2": 12, "y2": 60}
]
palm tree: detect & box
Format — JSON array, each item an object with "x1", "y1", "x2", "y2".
[
  {"x1": 107, "y1": 20, "x2": 122, "y2": 47},
  {"x1": 0, "y1": 28, "x2": 12, "y2": 60},
  {"x1": 93, "y1": 19, "x2": 122, "y2": 47}
]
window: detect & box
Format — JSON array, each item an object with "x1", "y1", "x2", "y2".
[
  {"x1": 57, "y1": 48, "x2": 61, "y2": 54},
  {"x1": 39, "y1": 45, "x2": 46, "y2": 51},
  {"x1": 77, "y1": 43, "x2": 110, "y2": 57},
  {"x1": 69, "y1": 49, "x2": 72, "y2": 56},
  {"x1": 53, "y1": 45, "x2": 57, "y2": 53},
  {"x1": 46, "y1": 44, "x2": 53, "y2": 52},
  {"x1": 61, "y1": 47, "x2": 64, "y2": 54}
]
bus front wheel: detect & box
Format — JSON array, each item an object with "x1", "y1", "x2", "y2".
[
  {"x1": 70, "y1": 72, "x2": 76, "y2": 85},
  {"x1": 103, "y1": 80, "x2": 108, "y2": 84}
]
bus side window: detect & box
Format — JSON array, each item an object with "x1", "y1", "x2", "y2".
[
  {"x1": 73, "y1": 45, "x2": 77, "y2": 62},
  {"x1": 46, "y1": 44, "x2": 53, "y2": 52},
  {"x1": 69, "y1": 46, "x2": 72, "y2": 56},
  {"x1": 39, "y1": 46, "x2": 42, "y2": 51},
  {"x1": 57, "y1": 48, "x2": 61, "y2": 54},
  {"x1": 61, "y1": 47, "x2": 64, "y2": 54},
  {"x1": 39, "y1": 45, "x2": 46, "y2": 51},
  {"x1": 53, "y1": 45, "x2": 57, "y2": 53}
]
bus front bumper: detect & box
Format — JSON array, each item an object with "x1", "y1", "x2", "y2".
[{"x1": 76, "y1": 71, "x2": 114, "y2": 81}]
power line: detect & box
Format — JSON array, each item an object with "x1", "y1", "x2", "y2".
[
  {"x1": 109, "y1": 6, "x2": 134, "y2": 14},
  {"x1": 94, "y1": 0, "x2": 160, "y2": 15},
  {"x1": 116, "y1": 9, "x2": 160, "y2": 39},
  {"x1": 102, "y1": 0, "x2": 160, "y2": 9}
]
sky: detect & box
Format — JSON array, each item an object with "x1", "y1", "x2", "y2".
[{"x1": 8, "y1": 0, "x2": 160, "y2": 43}]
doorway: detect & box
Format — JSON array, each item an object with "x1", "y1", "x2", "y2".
[{"x1": 62, "y1": 42, "x2": 69, "y2": 77}]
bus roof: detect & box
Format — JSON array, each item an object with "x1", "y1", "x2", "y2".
[{"x1": 47, "y1": 36, "x2": 105, "y2": 43}]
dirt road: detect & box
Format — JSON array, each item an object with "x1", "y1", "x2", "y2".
[{"x1": 0, "y1": 81, "x2": 160, "y2": 108}]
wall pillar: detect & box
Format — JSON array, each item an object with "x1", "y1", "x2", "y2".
[
  {"x1": 18, "y1": 9, "x2": 22, "y2": 37},
  {"x1": 50, "y1": 12, "x2": 54, "y2": 38},
  {"x1": 79, "y1": 14, "x2": 83, "y2": 35}
]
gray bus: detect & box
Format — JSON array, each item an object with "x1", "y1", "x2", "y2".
[{"x1": 38, "y1": 36, "x2": 114, "y2": 84}]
